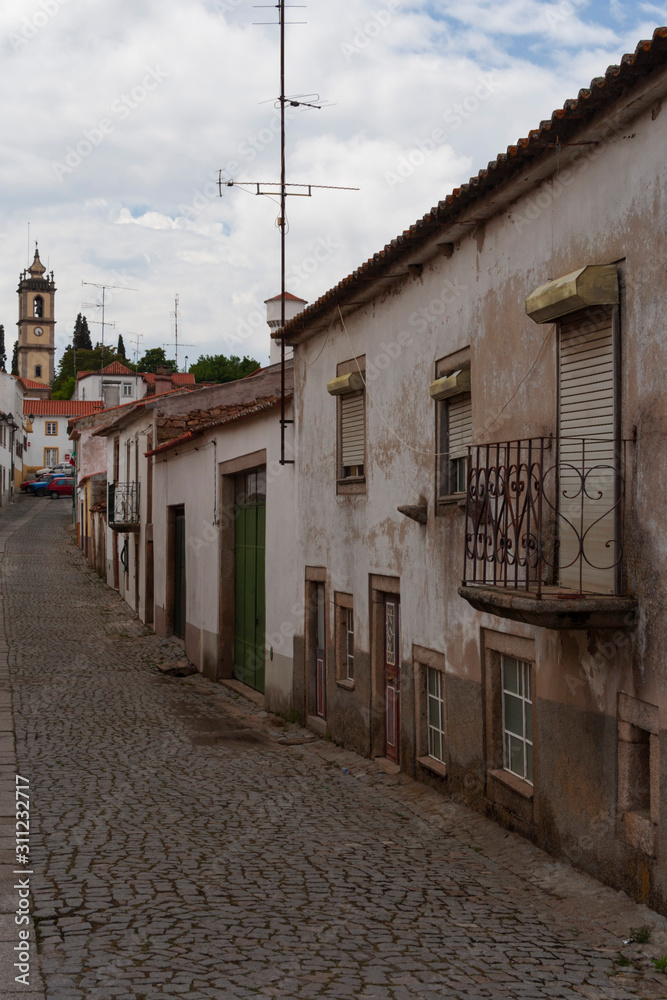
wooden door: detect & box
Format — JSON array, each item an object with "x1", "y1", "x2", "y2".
[
  {"x1": 233, "y1": 469, "x2": 266, "y2": 693},
  {"x1": 173, "y1": 506, "x2": 186, "y2": 639},
  {"x1": 384, "y1": 596, "x2": 400, "y2": 762},
  {"x1": 315, "y1": 583, "x2": 326, "y2": 718}
]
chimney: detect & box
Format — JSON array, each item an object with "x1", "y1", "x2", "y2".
[
  {"x1": 264, "y1": 292, "x2": 307, "y2": 365},
  {"x1": 154, "y1": 366, "x2": 172, "y2": 395}
]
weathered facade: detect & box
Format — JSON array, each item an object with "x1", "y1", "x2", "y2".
[
  {"x1": 281, "y1": 31, "x2": 667, "y2": 909},
  {"x1": 76, "y1": 364, "x2": 298, "y2": 715}
]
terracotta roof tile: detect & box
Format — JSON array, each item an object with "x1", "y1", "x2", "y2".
[{"x1": 24, "y1": 400, "x2": 104, "y2": 416}]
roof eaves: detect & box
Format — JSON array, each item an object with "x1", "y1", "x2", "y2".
[{"x1": 279, "y1": 28, "x2": 667, "y2": 343}]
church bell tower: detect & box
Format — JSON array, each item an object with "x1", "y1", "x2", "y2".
[{"x1": 17, "y1": 247, "x2": 56, "y2": 385}]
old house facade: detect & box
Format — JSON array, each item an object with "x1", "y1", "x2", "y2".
[{"x1": 279, "y1": 31, "x2": 667, "y2": 909}]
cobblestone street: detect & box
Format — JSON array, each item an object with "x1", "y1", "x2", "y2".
[{"x1": 1, "y1": 498, "x2": 667, "y2": 999}]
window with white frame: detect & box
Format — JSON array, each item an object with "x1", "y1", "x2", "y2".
[
  {"x1": 45, "y1": 421, "x2": 57, "y2": 436},
  {"x1": 44, "y1": 448, "x2": 58, "y2": 467},
  {"x1": 334, "y1": 593, "x2": 354, "y2": 684},
  {"x1": 427, "y1": 667, "x2": 446, "y2": 763},
  {"x1": 122, "y1": 383, "x2": 133, "y2": 397},
  {"x1": 502, "y1": 654, "x2": 533, "y2": 784}
]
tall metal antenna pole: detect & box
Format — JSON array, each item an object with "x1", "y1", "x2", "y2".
[
  {"x1": 279, "y1": 0, "x2": 289, "y2": 465},
  {"x1": 220, "y1": 4, "x2": 357, "y2": 463},
  {"x1": 163, "y1": 295, "x2": 194, "y2": 371},
  {"x1": 82, "y1": 281, "x2": 137, "y2": 369}
]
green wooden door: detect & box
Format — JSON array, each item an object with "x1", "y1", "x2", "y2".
[{"x1": 233, "y1": 469, "x2": 266, "y2": 692}]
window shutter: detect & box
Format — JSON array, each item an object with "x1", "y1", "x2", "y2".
[
  {"x1": 559, "y1": 319, "x2": 614, "y2": 441},
  {"x1": 447, "y1": 393, "x2": 472, "y2": 459},
  {"x1": 341, "y1": 391, "x2": 364, "y2": 469},
  {"x1": 558, "y1": 314, "x2": 616, "y2": 593}
]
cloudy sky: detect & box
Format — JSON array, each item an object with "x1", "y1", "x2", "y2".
[{"x1": 0, "y1": 0, "x2": 665, "y2": 371}]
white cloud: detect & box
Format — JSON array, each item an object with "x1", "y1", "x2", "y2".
[{"x1": 0, "y1": 0, "x2": 663, "y2": 369}]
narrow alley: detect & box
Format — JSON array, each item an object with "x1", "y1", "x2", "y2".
[{"x1": 1, "y1": 499, "x2": 666, "y2": 1000}]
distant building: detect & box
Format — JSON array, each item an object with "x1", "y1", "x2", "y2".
[
  {"x1": 72, "y1": 361, "x2": 196, "y2": 405},
  {"x1": 24, "y1": 399, "x2": 103, "y2": 475},
  {"x1": 17, "y1": 248, "x2": 56, "y2": 386}
]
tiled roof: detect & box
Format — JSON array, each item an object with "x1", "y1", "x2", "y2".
[
  {"x1": 15, "y1": 376, "x2": 46, "y2": 389},
  {"x1": 99, "y1": 361, "x2": 135, "y2": 376},
  {"x1": 24, "y1": 400, "x2": 104, "y2": 416},
  {"x1": 265, "y1": 291, "x2": 307, "y2": 303},
  {"x1": 280, "y1": 27, "x2": 667, "y2": 341},
  {"x1": 145, "y1": 397, "x2": 284, "y2": 457},
  {"x1": 142, "y1": 371, "x2": 195, "y2": 385}
]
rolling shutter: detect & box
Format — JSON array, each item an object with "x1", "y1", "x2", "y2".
[
  {"x1": 341, "y1": 390, "x2": 364, "y2": 473},
  {"x1": 558, "y1": 312, "x2": 616, "y2": 594},
  {"x1": 448, "y1": 392, "x2": 472, "y2": 460}
]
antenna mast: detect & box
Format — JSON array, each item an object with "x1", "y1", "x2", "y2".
[
  {"x1": 163, "y1": 294, "x2": 194, "y2": 371},
  {"x1": 220, "y1": 1, "x2": 357, "y2": 464},
  {"x1": 81, "y1": 281, "x2": 137, "y2": 368}
]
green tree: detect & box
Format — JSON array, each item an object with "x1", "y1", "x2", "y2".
[
  {"x1": 73, "y1": 313, "x2": 92, "y2": 350},
  {"x1": 117, "y1": 333, "x2": 126, "y2": 358},
  {"x1": 189, "y1": 354, "x2": 260, "y2": 384},
  {"x1": 51, "y1": 376, "x2": 76, "y2": 400},
  {"x1": 138, "y1": 347, "x2": 177, "y2": 373},
  {"x1": 11, "y1": 341, "x2": 18, "y2": 376},
  {"x1": 0, "y1": 325, "x2": 5, "y2": 372}
]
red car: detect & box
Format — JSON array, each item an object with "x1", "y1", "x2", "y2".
[{"x1": 34, "y1": 476, "x2": 74, "y2": 499}]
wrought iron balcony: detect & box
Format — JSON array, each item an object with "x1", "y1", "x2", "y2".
[
  {"x1": 108, "y1": 482, "x2": 140, "y2": 533},
  {"x1": 458, "y1": 437, "x2": 637, "y2": 629}
]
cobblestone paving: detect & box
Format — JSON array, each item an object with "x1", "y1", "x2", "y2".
[{"x1": 4, "y1": 499, "x2": 667, "y2": 999}]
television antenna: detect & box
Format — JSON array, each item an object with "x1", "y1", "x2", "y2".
[
  {"x1": 219, "y1": 1, "x2": 357, "y2": 464},
  {"x1": 81, "y1": 281, "x2": 137, "y2": 369},
  {"x1": 162, "y1": 295, "x2": 195, "y2": 372}
]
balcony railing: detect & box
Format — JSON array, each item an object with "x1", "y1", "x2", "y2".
[
  {"x1": 462, "y1": 437, "x2": 629, "y2": 599},
  {"x1": 108, "y1": 482, "x2": 140, "y2": 532}
]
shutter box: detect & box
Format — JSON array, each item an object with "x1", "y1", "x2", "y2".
[
  {"x1": 526, "y1": 264, "x2": 618, "y2": 325},
  {"x1": 430, "y1": 368, "x2": 471, "y2": 401},
  {"x1": 327, "y1": 371, "x2": 365, "y2": 396}
]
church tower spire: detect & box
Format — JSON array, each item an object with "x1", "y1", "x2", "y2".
[{"x1": 17, "y1": 246, "x2": 56, "y2": 386}]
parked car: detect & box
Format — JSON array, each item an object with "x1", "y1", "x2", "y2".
[
  {"x1": 33, "y1": 476, "x2": 74, "y2": 499},
  {"x1": 20, "y1": 472, "x2": 56, "y2": 494}
]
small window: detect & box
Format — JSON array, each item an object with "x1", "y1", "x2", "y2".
[
  {"x1": 45, "y1": 422, "x2": 57, "y2": 436},
  {"x1": 334, "y1": 594, "x2": 354, "y2": 685},
  {"x1": 433, "y1": 356, "x2": 471, "y2": 504},
  {"x1": 340, "y1": 390, "x2": 365, "y2": 480},
  {"x1": 328, "y1": 359, "x2": 366, "y2": 493},
  {"x1": 502, "y1": 655, "x2": 533, "y2": 784},
  {"x1": 427, "y1": 667, "x2": 446, "y2": 763},
  {"x1": 35, "y1": 365, "x2": 42, "y2": 379},
  {"x1": 44, "y1": 447, "x2": 58, "y2": 466},
  {"x1": 33, "y1": 296, "x2": 43, "y2": 318},
  {"x1": 122, "y1": 383, "x2": 133, "y2": 397}
]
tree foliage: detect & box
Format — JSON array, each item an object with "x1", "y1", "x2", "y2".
[
  {"x1": 137, "y1": 347, "x2": 177, "y2": 373},
  {"x1": 73, "y1": 313, "x2": 92, "y2": 350},
  {"x1": 117, "y1": 333, "x2": 126, "y2": 358},
  {"x1": 188, "y1": 354, "x2": 260, "y2": 384},
  {"x1": 11, "y1": 341, "x2": 18, "y2": 376},
  {"x1": 51, "y1": 376, "x2": 76, "y2": 401},
  {"x1": 0, "y1": 325, "x2": 6, "y2": 372}
]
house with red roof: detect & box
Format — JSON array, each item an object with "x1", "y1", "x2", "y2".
[
  {"x1": 24, "y1": 398, "x2": 103, "y2": 476},
  {"x1": 72, "y1": 360, "x2": 196, "y2": 406}
]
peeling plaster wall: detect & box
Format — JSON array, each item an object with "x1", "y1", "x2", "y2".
[
  {"x1": 292, "y1": 83, "x2": 667, "y2": 909},
  {"x1": 151, "y1": 405, "x2": 296, "y2": 710}
]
